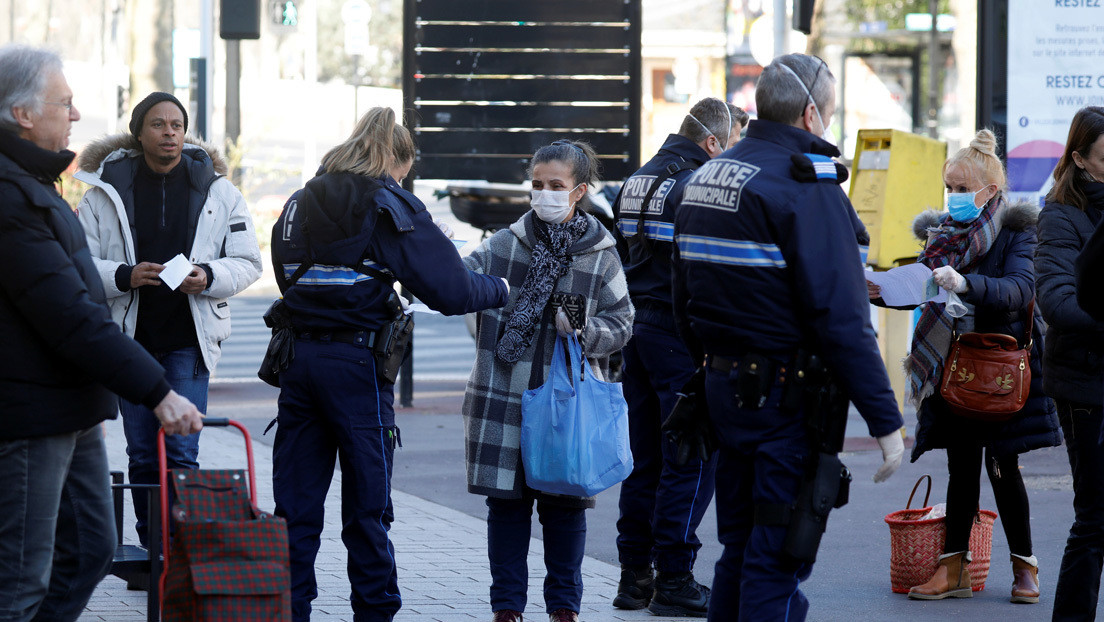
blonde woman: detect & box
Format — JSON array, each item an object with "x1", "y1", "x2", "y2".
[{"x1": 270, "y1": 107, "x2": 508, "y2": 621}]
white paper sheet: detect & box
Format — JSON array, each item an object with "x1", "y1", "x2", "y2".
[
  {"x1": 158, "y1": 253, "x2": 193, "y2": 291},
  {"x1": 865, "y1": 263, "x2": 946, "y2": 307}
]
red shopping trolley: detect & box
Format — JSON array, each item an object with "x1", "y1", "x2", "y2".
[{"x1": 157, "y1": 418, "x2": 291, "y2": 621}]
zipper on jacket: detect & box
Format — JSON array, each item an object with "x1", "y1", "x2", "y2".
[{"x1": 160, "y1": 176, "x2": 167, "y2": 228}]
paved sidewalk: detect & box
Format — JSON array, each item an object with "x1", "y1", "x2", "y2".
[{"x1": 80, "y1": 417, "x2": 699, "y2": 622}]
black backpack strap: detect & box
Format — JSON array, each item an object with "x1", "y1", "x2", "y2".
[{"x1": 636, "y1": 159, "x2": 698, "y2": 255}]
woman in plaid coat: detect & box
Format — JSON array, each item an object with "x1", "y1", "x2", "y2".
[{"x1": 462, "y1": 140, "x2": 634, "y2": 622}]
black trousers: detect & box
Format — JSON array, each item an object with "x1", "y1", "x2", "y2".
[
  {"x1": 944, "y1": 441, "x2": 1032, "y2": 556},
  {"x1": 1053, "y1": 401, "x2": 1104, "y2": 622}
]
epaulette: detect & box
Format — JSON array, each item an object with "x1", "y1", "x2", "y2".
[{"x1": 790, "y1": 153, "x2": 849, "y2": 184}]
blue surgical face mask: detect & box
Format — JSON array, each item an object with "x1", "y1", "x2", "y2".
[{"x1": 946, "y1": 188, "x2": 985, "y2": 223}]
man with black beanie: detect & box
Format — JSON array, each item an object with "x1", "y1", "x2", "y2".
[{"x1": 74, "y1": 91, "x2": 261, "y2": 574}]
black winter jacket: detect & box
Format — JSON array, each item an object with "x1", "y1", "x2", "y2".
[
  {"x1": 910, "y1": 202, "x2": 1061, "y2": 460},
  {"x1": 1036, "y1": 191, "x2": 1104, "y2": 406},
  {"x1": 0, "y1": 131, "x2": 170, "y2": 440}
]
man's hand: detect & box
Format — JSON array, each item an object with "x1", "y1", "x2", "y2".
[
  {"x1": 873, "y1": 429, "x2": 905, "y2": 483},
  {"x1": 179, "y1": 266, "x2": 208, "y2": 294},
  {"x1": 153, "y1": 390, "x2": 204, "y2": 435},
  {"x1": 130, "y1": 262, "x2": 164, "y2": 288},
  {"x1": 866, "y1": 280, "x2": 881, "y2": 300}
]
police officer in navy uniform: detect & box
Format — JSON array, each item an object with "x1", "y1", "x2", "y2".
[
  {"x1": 670, "y1": 54, "x2": 906, "y2": 621},
  {"x1": 270, "y1": 107, "x2": 508, "y2": 622},
  {"x1": 611, "y1": 97, "x2": 747, "y2": 617}
]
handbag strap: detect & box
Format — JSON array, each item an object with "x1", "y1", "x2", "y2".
[
  {"x1": 951, "y1": 297, "x2": 1036, "y2": 348},
  {"x1": 905, "y1": 474, "x2": 932, "y2": 509}
]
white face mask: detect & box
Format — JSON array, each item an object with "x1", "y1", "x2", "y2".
[{"x1": 530, "y1": 184, "x2": 581, "y2": 223}]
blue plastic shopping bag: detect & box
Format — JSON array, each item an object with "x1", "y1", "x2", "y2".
[{"x1": 520, "y1": 333, "x2": 632, "y2": 497}]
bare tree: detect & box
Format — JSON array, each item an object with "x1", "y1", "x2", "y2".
[{"x1": 127, "y1": 0, "x2": 174, "y2": 99}]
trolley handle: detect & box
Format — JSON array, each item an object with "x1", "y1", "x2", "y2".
[{"x1": 157, "y1": 418, "x2": 257, "y2": 599}]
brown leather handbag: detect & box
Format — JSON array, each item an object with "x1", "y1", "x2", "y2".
[{"x1": 939, "y1": 299, "x2": 1035, "y2": 422}]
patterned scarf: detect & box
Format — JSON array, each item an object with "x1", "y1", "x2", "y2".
[
  {"x1": 904, "y1": 194, "x2": 1005, "y2": 407},
  {"x1": 495, "y1": 211, "x2": 589, "y2": 363}
]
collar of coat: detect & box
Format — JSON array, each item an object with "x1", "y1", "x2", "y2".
[
  {"x1": 508, "y1": 209, "x2": 616, "y2": 255},
  {"x1": 76, "y1": 132, "x2": 228, "y2": 177},
  {"x1": 911, "y1": 198, "x2": 1039, "y2": 240}
]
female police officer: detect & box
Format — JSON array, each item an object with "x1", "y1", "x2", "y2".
[{"x1": 270, "y1": 107, "x2": 509, "y2": 622}]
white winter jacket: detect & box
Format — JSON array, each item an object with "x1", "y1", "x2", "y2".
[{"x1": 74, "y1": 134, "x2": 262, "y2": 372}]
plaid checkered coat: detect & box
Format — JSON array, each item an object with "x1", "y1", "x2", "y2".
[{"x1": 462, "y1": 211, "x2": 634, "y2": 503}]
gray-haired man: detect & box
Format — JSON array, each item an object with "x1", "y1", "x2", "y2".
[{"x1": 0, "y1": 44, "x2": 203, "y2": 622}]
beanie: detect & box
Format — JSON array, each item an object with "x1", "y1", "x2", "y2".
[{"x1": 129, "y1": 92, "x2": 189, "y2": 138}]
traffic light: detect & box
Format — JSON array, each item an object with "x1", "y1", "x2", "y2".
[
  {"x1": 794, "y1": 0, "x2": 815, "y2": 35},
  {"x1": 274, "y1": 0, "x2": 298, "y2": 27},
  {"x1": 221, "y1": 0, "x2": 261, "y2": 40}
]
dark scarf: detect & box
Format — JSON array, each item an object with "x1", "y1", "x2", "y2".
[
  {"x1": 495, "y1": 211, "x2": 589, "y2": 363},
  {"x1": 905, "y1": 194, "x2": 1004, "y2": 407}
]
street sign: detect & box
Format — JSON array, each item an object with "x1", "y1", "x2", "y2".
[{"x1": 342, "y1": 0, "x2": 372, "y2": 56}]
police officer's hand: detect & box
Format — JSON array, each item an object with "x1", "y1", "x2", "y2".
[
  {"x1": 179, "y1": 266, "x2": 208, "y2": 294},
  {"x1": 432, "y1": 216, "x2": 454, "y2": 239},
  {"x1": 932, "y1": 266, "x2": 968, "y2": 293},
  {"x1": 153, "y1": 390, "x2": 204, "y2": 436},
  {"x1": 661, "y1": 368, "x2": 715, "y2": 466},
  {"x1": 873, "y1": 428, "x2": 905, "y2": 483},
  {"x1": 130, "y1": 262, "x2": 164, "y2": 288},
  {"x1": 866, "y1": 280, "x2": 881, "y2": 299}
]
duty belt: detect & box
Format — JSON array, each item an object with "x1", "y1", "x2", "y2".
[{"x1": 295, "y1": 329, "x2": 378, "y2": 348}]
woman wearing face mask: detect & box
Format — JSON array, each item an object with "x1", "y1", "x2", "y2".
[
  {"x1": 868, "y1": 129, "x2": 1059, "y2": 604},
  {"x1": 1036, "y1": 106, "x2": 1104, "y2": 621},
  {"x1": 461, "y1": 139, "x2": 634, "y2": 622}
]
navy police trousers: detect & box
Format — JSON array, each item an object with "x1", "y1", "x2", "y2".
[
  {"x1": 617, "y1": 319, "x2": 716, "y2": 573},
  {"x1": 704, "y1": 364, "x2": 813, "y2": 622},
  {"x1": 273, "y1": 339, "x2": 400, "y2": 622}
]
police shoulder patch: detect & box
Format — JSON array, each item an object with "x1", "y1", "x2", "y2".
[{"x1": 790, "y1": 153, "x2": 849, "y2": 184}]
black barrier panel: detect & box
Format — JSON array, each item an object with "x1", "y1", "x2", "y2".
[
  {"x1": 414, "y1": 77, "x2": 630, "y2": 104},
  {"x1": 416, "y1": 51, "x2": 630, "y2": 77},
  {"x1": 416, "y1": 156, "x2": 635, "y2": 184},
  {"x1": 416, "y1": 130, "x2": 628, "y2": 156},
  {"x1": 415, "y1": 0, "x2": 628, "y2": 23},
  {"x1": 417, "y1": 24, "x2": 633, "y2": 50},
  {"x1": 414, "y1": 105, "x2": 629, "y2": 130}
]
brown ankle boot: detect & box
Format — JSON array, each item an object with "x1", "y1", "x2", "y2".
[
  {"x1": 1010, "y1": 554, "x2": 1040, "y2": 604},
  {"x1": 908, "y1": 551, "x2": 973, "y2": 600}
]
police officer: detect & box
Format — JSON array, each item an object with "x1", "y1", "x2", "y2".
[
  {"x1": 611, "y1": 97, "x2": 747, "y2": 617},
  {"x1": 270, "y1": 107, "x2": 508, "y2": 622},
  {"x1": 670, "y1": 54, "x2": 906, "y2": 621}
]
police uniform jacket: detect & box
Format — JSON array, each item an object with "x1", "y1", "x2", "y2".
[
  {"x1": 614, "y1": 134, "x2": 709, "y2": 319},
  {"x1": 910, "y1": 204, "x2": 1061, "y2": 460},
  {"x1": 672, "y1": 119, "x2": 901, "y2": 438},
  {"x1": 0, "y1": 130, "x2": 171, "y2": 440},
  {"x1": 272, "y1": 172, "x2": 507, "y2": 331}
]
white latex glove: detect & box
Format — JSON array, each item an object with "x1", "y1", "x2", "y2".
[
  {"x1": 500, "y1": 277, "x2": 510, "y2": 296},
  {"x1": 932, "y1": 265, "x2": 967, "y2": 293},
  {"x1": 873, "y1": 429, "x2": 905, "y2": 483},
  {"x1": 555, "y1": 309, "x2": 579, "y2": 338},
  {"x1": 432, "y1": 216, "x2": 454, "y2": 239},
  {"x1": 398, "y1": 294, "x2": 411, "y2": 314},
  {"x1": 153, "y1": 390, "x2": 204, "y2": 436}
]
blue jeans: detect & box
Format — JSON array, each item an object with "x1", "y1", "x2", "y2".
[
  {"x1": 273, "y1": 339, "x2": 400, "y2": 622},
  {"x1": 486, "y1": 496, "x2": 586, "y2": 615},
  {"x1": 617, "y1": 320, "x2": 716, "y2": 573},
  {"x1": 119, "y1": 346, "x2": 208, "y2": 545},
  {"x1": 0, "y1": 426, "x2": 116, "y2": 622},
  {"x1": 1053, "y1": 400, "x2": 1104, "y2": 622}
]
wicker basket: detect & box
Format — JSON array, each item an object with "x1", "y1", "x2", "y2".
[{"x1": 884, "y1": 475, "x2": 998, "y2": 594}]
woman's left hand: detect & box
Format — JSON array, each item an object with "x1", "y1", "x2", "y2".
[{"x1": 932, "y1": 265, "x2": 968, "y2": 293}]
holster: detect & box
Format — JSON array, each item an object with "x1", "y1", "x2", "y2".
[
  {"x1": 373, "y1": 313, "x2": 414, "y2": 385},
  {"x1": 258, "y1": 299, "x2": 295, "y2": 387},
  {"x1": 780, "y1": 452, "x2": 851, "y2": 563}
]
